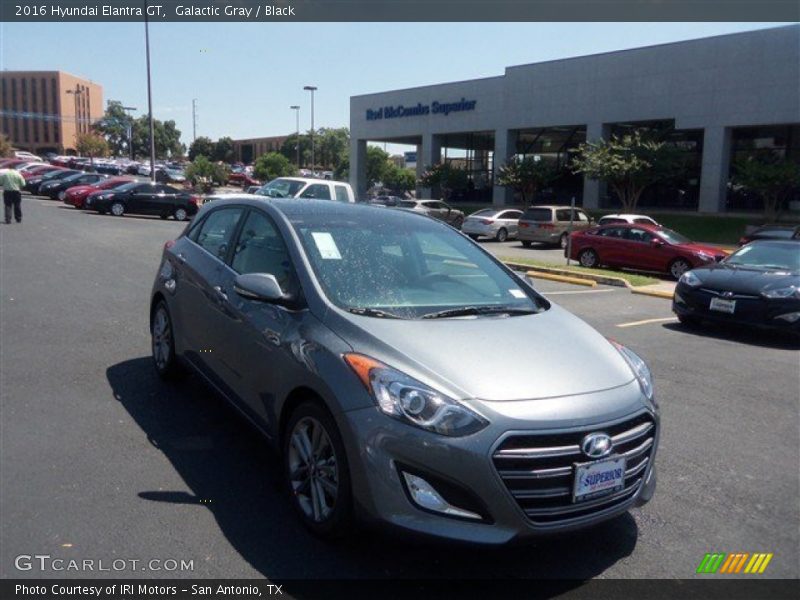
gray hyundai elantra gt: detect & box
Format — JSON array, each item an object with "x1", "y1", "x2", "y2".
[{"x1": 150, "y1": 196, "x2": 659, "y2": 543}]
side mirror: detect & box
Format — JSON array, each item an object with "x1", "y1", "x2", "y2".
[
  {"x1": 650, "y1": 238, "x2": 665, "y2": 248},
  {"x1": 233, "y1": 273, "x2": 289, "y2": 303}
]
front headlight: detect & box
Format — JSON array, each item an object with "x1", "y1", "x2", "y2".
[
  {"x1": 763, "y1": 286, "x2": 800, "y2": 300},
  {"x1": 609, "y1": 341, "x2": 654, "y2": 404},
  {"x1": 679, "y1": 270, "x2": 702, "y2": 288},
  {"x1": 344, "y1": 354, "x2": 489, "y2": 436}
]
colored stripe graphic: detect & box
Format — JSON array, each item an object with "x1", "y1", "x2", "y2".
[
  {"x1": 720, "y1": 553, "x2": 750, "y2": 573},
  {"x1": 697, "y1": 553, "x2": 726, "y2": 573},
  {"x1": 744, "y1": 553, "x2": 774, "y2": 574}
]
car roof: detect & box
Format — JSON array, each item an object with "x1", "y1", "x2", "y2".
[
  {"x1": 599, "y1": 213, "x2": 653, "y2": 219},
  {"x1": 595, "y1": 222, "x2": 662, "y2": 231},
  {"x1": 743, "y1": 239, "x2": 800, "y2": 247}
]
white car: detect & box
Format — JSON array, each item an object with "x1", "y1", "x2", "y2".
[
  {"x1": 462, "y1": 208, "x2": 523, "y2": 242},
  {"x1": 14, "y1": 151, "x2": 42, "y2": 162},
  {"x1": 597, "y1": 213, "x2": 659, "y2": 226},
  {"x1": 255, "y1": 177, "x2": 355, "y2": 203}
]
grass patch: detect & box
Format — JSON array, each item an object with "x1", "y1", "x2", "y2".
[{"x1": 500, "y1": 256, "x2": 660, "y2": 287}]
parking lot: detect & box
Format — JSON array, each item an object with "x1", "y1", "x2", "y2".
[{"x1": 1, "y1": 197, "x2": 798, "y2": 580}]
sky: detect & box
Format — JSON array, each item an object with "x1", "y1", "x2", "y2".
[{"x1": 0, "y1": 22, "x2": 791, "y2": 153}]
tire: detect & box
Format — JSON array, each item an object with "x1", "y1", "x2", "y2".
[
  {"x1": 578, "y1": 248, "x2": 599, "y2": 268},
  {"x1": 283, "y1": 401, "x2": 352, "y2": 539},
  {"x1": 110, "y1": 202, "x2": 125, "y2": 217},
  {"x1": 467, "y1": 234, "x2": 480, "y2": 241},
  {"x1": 160, "y1": 213, "x2": 168, "y2": 220},
  {"x1": 669, "y1": 258, "x2": 691, "y2": 281},
  {"x1": 97, "y1": 209, "x2": 107, "y2": 215},
  {"x1": 559, "y1": 232, "x2": 569, "y2": 250},
  {"x1": 452, "y1": 216, "x2": 464, "y2": 230},
  {"x1": 496, "y1": 228, "x2": 509, "y2": 243},
  {"x1": 173, "y1": 207, "x2": 188, "y2": 221},
  {"x1": 151, "y1": 301, "x2": 182, "y2": 380},
  {"x1": 521, "y1": 240, "x2": 532, "y2": 248}
]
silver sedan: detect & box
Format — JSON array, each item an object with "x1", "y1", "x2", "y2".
[{"x1": 462, "y1": 208, "x2": 523, "y2": 242}]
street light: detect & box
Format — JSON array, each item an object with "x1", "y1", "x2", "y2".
[
  {"x1": 65, "y1": 87, "x2": 84, "y2": 150},
  {"x1": 290, "y1": 105, "x2": 300, "y2": 168},
  {"x1": 303, "y1": 86, "x2": 317, "y2": 175},
  {"x1": 144, "y1": 0, "x2": 156, "y2": 182},
  {"x1": 122, "y1": 106, "x2": 137, "y2": 161}
]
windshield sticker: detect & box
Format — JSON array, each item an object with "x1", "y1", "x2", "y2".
[
  {"x1": 311, "y1": 232, "x2": 342, "y2": 260},
  {"x1": 509, "y1": 289, "x2": 526, "y2": 298}
]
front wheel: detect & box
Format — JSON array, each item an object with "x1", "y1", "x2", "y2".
[
  {"x1": 496, "y1": 228, "x2": 509, "y2": 243},
  {"x1": 677, "y1": 314, "x2": 701, "y2": 328},
  {"x1": 110, "y1": 202, "x2": 125, "y2": 217},
  {"x1": 669, "y1": 258, "x2": 691, "y2": 281},
  {"x1": 284, "y1": 402, "x2": 352, "y2": 539},
  {"x1": 467, "y1": 233, "x2": 480, "y2": 241},
  {"x1": 173, "y1": 207, "x2": 188, "y2": 221},
  {"x1": 521, "y1": 240, "x2": 532, "y2": 248},
  {"x1": 151, "y1": 301, "x2": 182, "y2": 379},
  {"x1": 559, "y1": 232, "x2": 569, "y2": 250},
  {"x1": 578, "y1": 248, "x2": 599, "y2": 268}
]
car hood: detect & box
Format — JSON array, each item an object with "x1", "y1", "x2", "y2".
[
  {"x1": 689, "y1": 263, "x2": 799, "y2": 295},
  {"x1": 67, "y1": 185, "x2": 93, "y2": 195},
  {"x1": 327, "y1": 304, "x2": 635, "y2": 401},
  {"x1": 679, "y1": 242, "x2": 726, "y2": 256}
]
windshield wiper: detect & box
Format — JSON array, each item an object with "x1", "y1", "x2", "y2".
[
  {"x1": 421, "y1": 305, "x2": 539, "y2": 319},
  {"x1": 347, "y1": 307, "x2": 404, "y2": 319}
]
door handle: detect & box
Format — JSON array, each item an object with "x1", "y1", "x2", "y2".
[
  {"x1": 176, "y1": 252, "x2": 186, "y2": 264},
  {"x1": 213, "y1": 285, "x2": 228, "y2": 302}
]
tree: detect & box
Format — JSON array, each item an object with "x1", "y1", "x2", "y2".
[
  {"x1": 188, "y1": 136, "x2": 215, "y2": 161},
  {"x1": 93, "y1": 100, "x2": 134, "y2": 157},
  {"x1": 316, "y1": 127, "x2": 349, "y2": 170},
  {"x1": 186, "y1": 155, "x2": 230, "y2": 192},
  {"x1": 733, "y1": 151, "x2": 800, "y2": 222},
  {"x1": 0, "y1": 134, "x2": 13, "y2": 158},
  {"x1": 253, "y1": 152, "x2": 296, "y2": 182},
  {"x1": 75, "y1": 132, "x2": 109, "y2": 166},
  {"x1": 418, "y1": 162, "x2": 468, "y2": 201},
  {"x1": 496, "y1": 156, "x2": 561, "y2": 205},
  {"x1": 382, "y1": 163, "x2": 416, "y2": 194},
  {"x1": 366, "y1": 146, "x2": 390, "y2": 188},
  {"x1": 280, "y1": 133, "x2": 312, "y2": 167},
  {"x1": 334, "y1": 155, "x2": 349, "y2": 181},
  {"x1": 213, "y1": 136, "x2": 235, "y2": 163},
  {"x1": 572, "y1": 130, "x2": 688, "y2": 211},
  {"x1": 131, "y1": 116, "x2": 184, "y2": 159}
]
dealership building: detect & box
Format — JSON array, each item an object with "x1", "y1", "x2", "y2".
[{"x1": 349, "y1": 26, "x2": 799, "y2": 213}]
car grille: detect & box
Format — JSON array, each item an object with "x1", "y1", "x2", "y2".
[{"x1": 492, "y1": 412, "x2": 656, "y2": 525}]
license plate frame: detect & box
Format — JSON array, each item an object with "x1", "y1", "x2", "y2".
[
  {"x1": 709, "y1": 297, "x2": 736, "y2": 314},
  {"x1": 572, "y1": 457, "x2": 626, "y2": 503}
]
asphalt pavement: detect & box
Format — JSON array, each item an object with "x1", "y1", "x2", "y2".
[{"x1": 1, "y1": 197, "x2": 798, "y2": 581}]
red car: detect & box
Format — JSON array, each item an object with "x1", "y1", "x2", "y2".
[
  {"x1": 568, "y1": 223, "x2": 728, "y2": 280},
  {"x1": 21, "y1": 164, "x2": 65, "y2": 179},
  {"x1": 64, "y1": 177, "x2": 134, "y2": 209},
  {"x1": 228, "y1": 171, "x2": 260, "y2": 187}
]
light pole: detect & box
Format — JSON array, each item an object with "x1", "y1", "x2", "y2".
[
  {"x1": 122, "y1": 106, "x2": 137, "y2": 160},
  {"x1": 303, "y1": 86, "x2": 317, "y2": 175},
  {"x1": 144, "y1": 0, "x2": 156, "y2": 182},
  {"x1": 65, "y1": 86, "x2": 84, "y2": 151},
  {"x1": 290, "y1": 105, "x2": 300, "y2": 168}
]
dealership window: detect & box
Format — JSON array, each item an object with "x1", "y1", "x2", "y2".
[{"x1": 727, "y1": 124, "x2": 800, "y2": 212}]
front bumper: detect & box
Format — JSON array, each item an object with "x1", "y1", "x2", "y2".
[
  {"x1": 338, "y1": 380, "x2": 658, "y2": 544},
  {"x1": 673, "y1": 284, "x2": 800, "y2": 333}
]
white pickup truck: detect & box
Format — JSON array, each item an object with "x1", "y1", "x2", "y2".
[{"x1": 255, "y1": 177, "x2": 355, "y2": 203}]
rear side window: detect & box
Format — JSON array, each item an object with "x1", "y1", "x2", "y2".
[
  {"x1": 298, "y1": 184, "x2": 332, "y2": 200},
  {"x1": 498, "y1": 210, "x2": 522, "y2": 220},
  {"x1": 193, "y1": 207, "x2": 244, "y2": 261},
  {"x1": 633, "y1": 217, "x2": 656, "y2": 225},
  {"x1": 599, "y1": 227, "x2": 627, "y2": 238},
  {"x1": 522, "y1": 208, "x2": 552, "y2": 222},
  {"x1": 334, "y1": 185, "x2": 350, "y2": 203},
  {"x1": 599, "y1": 217, "x2": 625, "y2": 225},
  {"x1": 555, "y1": 209, "x2": 572, "y2": 222}
]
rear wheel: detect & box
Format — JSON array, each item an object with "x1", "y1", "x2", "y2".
[
  {"x1": 669, "y1": 258, "x2": 691, "y2": 281},
  {"x1": 496, "y1": 228, "x2": 509, "y2": 243},
  {"x1": 173, "y1": 207, "x2": 188, "y2": 221},
  {"x1": 110, "y1": 202, "x2": 125, "y2": 217},
  {"x1": 284, "y1": 402, "x2": 352, "y2": 539},
  {"x1": 578, "y1": 248, "x2": 599, "y2": 268}
]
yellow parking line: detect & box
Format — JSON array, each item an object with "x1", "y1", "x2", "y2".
[{"x1": 616, "y1": 317, "x2": 678, "y2": 328}]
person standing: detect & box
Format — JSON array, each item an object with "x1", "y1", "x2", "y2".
[{"x1": 1, "y1": 167, "x2": 25, "y2": 224}]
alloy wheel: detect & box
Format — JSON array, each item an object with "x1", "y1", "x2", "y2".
[
  {"x1": 670, "y1": 259, "x2": 691, "y2": 280},
  {"x1": 288, "y1": 417, "x2": 339, "y2": 523},
  {"x1": 174, "y1": 207, "x2": 188, "y2": 221},
  {"x1": 111, "y1": 202, "x2": 124, "y2": 216},
  {"x1": 579, "y1": 249, "x2": 598, "y2": 268},
  {"x1": 151, "y1": 306, "x2": 172, "y2": 371}
]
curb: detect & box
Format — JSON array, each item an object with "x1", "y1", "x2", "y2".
[
  {"x1": 525, "y1": 270, "x2": 597, "y2": 287},
  {"x1": 504, "y1": 261, "x2": 675, "y2": 299},
  {"x1": 631, "y1": 288, "x2": 675, "y2": 300}
]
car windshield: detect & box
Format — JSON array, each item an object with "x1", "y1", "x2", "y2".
[
  {"x1": 60, "y1": 173, "x2": 85, "y2": 183},
  {"x1": 291, "y1": 211, "x2": 547, "y2": 319},
  {"x1": 256, "y1": 178, "x2": 305, "y2": 198},
  {"x1": 724, "y1": 244, "x2": 800, "y2": 271},
  {"x1": 657, "y1": 228, "x2": 691, "y2": 244},
  {"x1": 44, "y1": 170, "x2": 74, "y2": 180}
]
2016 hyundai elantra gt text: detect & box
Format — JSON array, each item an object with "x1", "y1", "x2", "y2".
[{"x1": 150, "y1": 196, "x2": 659, "y2": 543}]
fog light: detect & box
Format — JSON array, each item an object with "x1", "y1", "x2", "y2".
[
  {"x1": 401, "y1": 472, "x2": 482, "y2": 520},
  {"x1": 774, "y1": 312, "x2": 800, "y2": 323},
  {"x1": 674, "y1": 291, "x2": 686, "y2": 305}
]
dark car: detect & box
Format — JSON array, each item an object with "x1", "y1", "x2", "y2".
[
  {"x1": 568, "y1": 223, "x2": 728, "y2": 280},
  {"x1": 39, "y1": 172, "x2": 110, "y2": 200},
  {"x1": 673, "y1": 240, "x2": 800, "y2": 334},
  {"x1": 87, "y1": 182, "x2": 199, "y2": 221},
  {"x1": 25, "y1": 169, "x2": 81, "y2": 194},
  {"x1": 738, "y1": 225, "x2": 800, "y2": 246}
]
